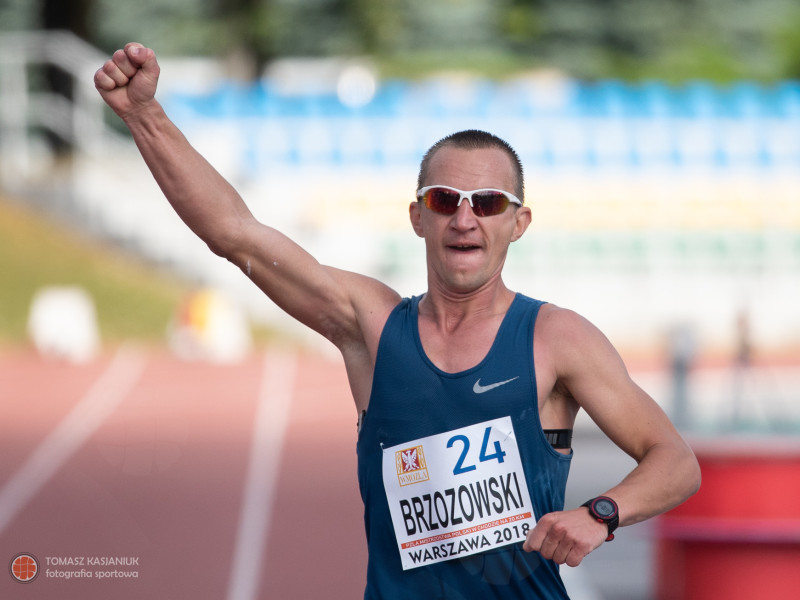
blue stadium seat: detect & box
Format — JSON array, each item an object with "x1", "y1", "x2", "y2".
[{"x1": 775, "y1": 81, "x2": 800, "y2": 117}]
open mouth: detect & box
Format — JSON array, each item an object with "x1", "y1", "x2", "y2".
[{"x1": 448, "y1": 244, "x2": 481, "y2": 252}]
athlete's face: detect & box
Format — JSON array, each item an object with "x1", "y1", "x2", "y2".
[{"x1": 409, "y1": 146, "x2": 531, "y2": 295}]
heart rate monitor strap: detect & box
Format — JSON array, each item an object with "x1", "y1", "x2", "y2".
[{"x1": 543, "y1": 428, "x2": 572, "y2": 449}]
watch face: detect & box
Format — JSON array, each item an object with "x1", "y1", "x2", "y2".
[{"x1": 594, "y1": 498, "x2": 616, "y2": 518}]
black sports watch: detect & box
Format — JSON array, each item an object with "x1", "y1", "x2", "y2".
[{"x1": 581, "y1": 496, "x2": 619, "y2": 542}]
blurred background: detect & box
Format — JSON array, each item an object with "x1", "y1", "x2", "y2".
[{"x1": 2, "y1": 1, "x2": 800, "y2": 599}]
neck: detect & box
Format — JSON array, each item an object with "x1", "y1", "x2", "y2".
[{"x1": 420, "y1": 279, "x2": 516, "y2": 332}]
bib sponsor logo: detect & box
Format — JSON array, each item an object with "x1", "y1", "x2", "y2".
[{"x1": 395, "y1": 445, "x2": 429, "y2": 486}]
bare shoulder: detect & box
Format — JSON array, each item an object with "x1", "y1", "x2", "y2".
[
  {"x1": 535, "y1": 302, "x2": 634, "y2": 408},
  {"x1": 535, "y1": 303, "x2": 619, "y2": 366},
  {"x1": 325, "y1": 266, "x2": 402, "y2": 350},
  {"x1": 536, "y1": 302, "x2": 591, "y2": 336},
  {"x1": 328, "y1": 267, "x2": 402, "y2": 312}
]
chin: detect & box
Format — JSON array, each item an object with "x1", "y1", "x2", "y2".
[{"x1": 443, "y1": 274, "x2": 486, "y2": 295}]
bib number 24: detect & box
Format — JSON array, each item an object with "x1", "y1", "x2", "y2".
[{"x1": 446, "y1": 426, "x2": 507, "y2": 475}]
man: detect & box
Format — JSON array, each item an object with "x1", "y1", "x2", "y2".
[{"x1": 95, "y1": 43, "x2": 700, "y2": 599}]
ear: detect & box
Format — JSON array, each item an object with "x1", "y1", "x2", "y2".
[
  {"x1": 409, "y1": 201, "x2": 424, "y2": 238},
  {"x1": 510, "y1": 206, "x2": 532, "y2": 242}
]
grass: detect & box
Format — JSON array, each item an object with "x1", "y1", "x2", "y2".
[{"x1": 0, "y1": 195, "x2": 192, "y2": 347}]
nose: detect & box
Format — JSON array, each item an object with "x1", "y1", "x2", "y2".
[{"x1": 451, "y1": 195, "x2": 478, "y2": 229}]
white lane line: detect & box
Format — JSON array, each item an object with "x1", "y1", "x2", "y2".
[
  {"x1": 0, "y1": 346, "x2": 147, "y2": 535},
  {"x1": 226, "y1": 351, "x2": 297, "y2": 600}
]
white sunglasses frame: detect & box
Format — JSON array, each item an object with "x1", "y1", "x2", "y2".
[{"x1": 416, "y1": 185, "x2": 522, "y2": 216}]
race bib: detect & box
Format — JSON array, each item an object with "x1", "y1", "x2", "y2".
[{"x1": 382, "y1": 416, "x2": 535, "y2": 570}]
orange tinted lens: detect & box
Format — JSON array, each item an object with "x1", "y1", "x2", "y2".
[
  {"x1": 424, "y1": 187, "x2": 461, "y2": 214},
  {"x1": 471, "y1": 191, "x2": 509, "y2": 216}
]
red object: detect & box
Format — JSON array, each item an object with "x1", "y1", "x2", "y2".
[{"x1": 656, "y1": 438, "x2": 800, "y2": 600}]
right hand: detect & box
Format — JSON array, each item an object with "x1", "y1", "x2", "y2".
[
  {"x1": 94, "y1": 42, "x2": 160, "y2": 119},
  {"x1": 522, "y1": 507, "x2": 608, "y2": 567}
]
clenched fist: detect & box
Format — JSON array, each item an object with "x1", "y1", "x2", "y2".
[
  {"x1": 94, "y1": 43, "x2": 160, "y2": 120},
  {"x1": 522, "y1": 507, "x2": 609, "y2": 567}
]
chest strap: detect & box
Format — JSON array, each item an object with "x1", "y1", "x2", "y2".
[{"x1": 543, "y1": 428, "x2": 573, "y2": 450}]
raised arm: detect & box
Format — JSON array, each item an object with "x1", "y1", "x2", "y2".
[
  {"x1": 524, "y1": 306, "x2": 701, "y2": 566},
  {"x1": 94, "y1": 44, "x2": 399, "y2": 362}
]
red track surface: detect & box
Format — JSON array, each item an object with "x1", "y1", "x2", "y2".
[{"x1": 0, "y1": 348, "x2": 367, "y2": 599}]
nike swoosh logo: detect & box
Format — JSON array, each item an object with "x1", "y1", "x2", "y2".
[{"x1": 473, "y1": 377, "x2": 519, "y2": 394}]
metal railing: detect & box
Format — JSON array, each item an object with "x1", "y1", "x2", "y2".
[{"x1": 0, "y1": 30, "x2": 132, "y2": 193}]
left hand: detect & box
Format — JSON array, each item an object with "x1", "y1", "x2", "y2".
[{"x1": 522, "y1": 507, "x2": 609, "y2": 567}]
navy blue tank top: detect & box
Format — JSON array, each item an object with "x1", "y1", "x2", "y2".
[{"x1": 357, "y1": 293, "x2": 572, "y2": 599}]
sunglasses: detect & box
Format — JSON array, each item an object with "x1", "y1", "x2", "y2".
[{"x1": 416, "y1": 185, "x2": 522, "y2": 217}]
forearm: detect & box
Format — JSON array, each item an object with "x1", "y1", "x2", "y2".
[
  {"x1": 603, "y1": 439, "x2": 700, "y2": 527},
  {"x1": 122, "y1": 101, "x2": 251, "y2": 256}
]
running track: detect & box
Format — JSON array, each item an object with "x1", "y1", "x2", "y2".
[{"x1": 1, "y1": 347, "x2": 367, "y2": 599}]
